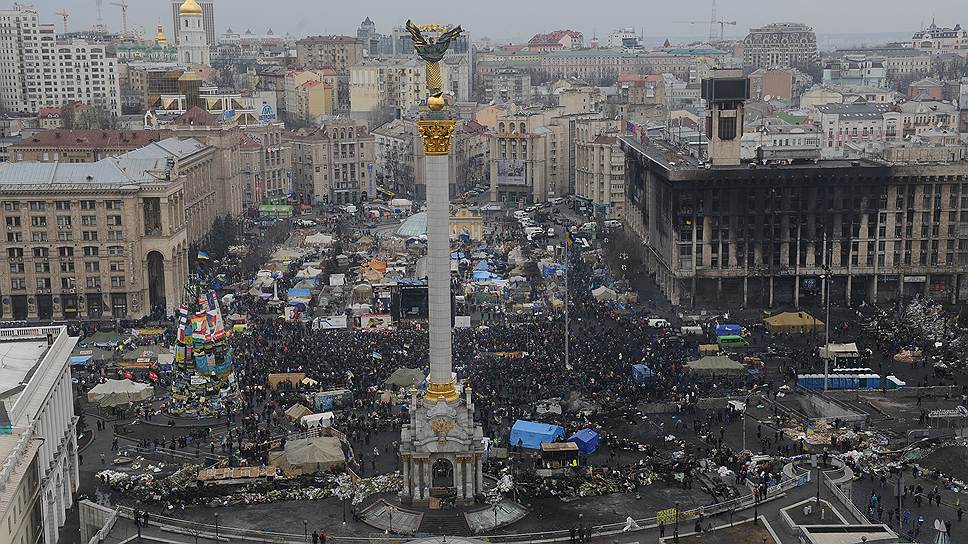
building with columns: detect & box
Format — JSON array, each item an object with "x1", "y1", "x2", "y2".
[
  {"x1": 176, "y1": 0, "x2": 211, "y2": 66},
  {"x1": 0, "y1": 138, "x2": 215, "y2": 320},
  {"x1": 0, "y1": 326, "x2": 80, "y2": 544}
]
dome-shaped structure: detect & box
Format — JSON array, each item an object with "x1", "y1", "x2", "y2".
[
  {"x1": 179, "y1": 0, "x2": 202, "y2": 16},
  {"x1": 396, "y1": 211, "x2": 427, "y2": 238},
  {"x1": 155, "y1": 24, "x2": 168, "y2": 46}
]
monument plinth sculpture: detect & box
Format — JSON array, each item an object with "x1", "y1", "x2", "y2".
[{"x1": 399, "y1": 20, "x2": 484, "y2": 505}]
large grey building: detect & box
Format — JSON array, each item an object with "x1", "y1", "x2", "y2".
[
  {"x1": 171, "y1": 0, "x2": 216, "y2": 48},
  {"x1": 621, "y1": 72, "x2": 968, "y2": 308},
  {"x1": 743, "y1": 22, "x2": 818, "y2": 69}
]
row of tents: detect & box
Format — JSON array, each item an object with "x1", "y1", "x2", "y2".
[{"x1": 509, "y1": 420, "x2": 600, "y2": 454}]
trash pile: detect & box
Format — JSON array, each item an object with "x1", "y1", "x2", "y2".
[
  {"x1": 514, "y1": 466, "x2": 655, "y2": 501},
  {"x1": 96, "y1": 463, "x2": 402, "y2": 509}
]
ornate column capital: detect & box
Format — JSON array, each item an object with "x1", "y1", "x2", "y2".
[{"x1": 417, "y1": 119, "x2": 456, "y2": 156}]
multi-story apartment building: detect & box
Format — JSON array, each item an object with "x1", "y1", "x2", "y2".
[
  {"x1": 239, "y1": 124, "x2": 292, "y2": 206},
  {"x1": 0, "y1": 139, "x2": 208, "y2": 320},
  {"x1": 575, "y1": 121, "x2": 625, "y2": 218},
  {"x1": 349, "y1": 58, "x2": 426, "y2": 119},
  {"x1": 0, "y1": 6, "x2": 121, "y2": 115},
  {"x1": 372, "y1": 119, "x2": 416, "y2": 197},
  {"x1": 527, "y1": 30, "x2": 583, "y2": 52},
  {"x1": 170, "y1": 0, "x2": 216, "y2": 47},
  {"x1": 481, "y1": 69, "x2": 532, "y2": 104},
  {"x1": 285, "y1": 119, "x2": 375, "y2": 205},
  {"x1": 813, "y1": 103, "x2": 902, "y2": 155},
  {"x1": 295, "y1": 35, "x2": 364, "y2": 74},
  {"x1": 622, "y1": 72, "x2": 968, "y2": 308},
  {"x1": 9, "y1": 130, "x2": 161, "y2": 163},
  {"x1": 486, "y1": 107, "x2": 569, "y2": 204},
  {"x1": 911, "y1": 21, "x2": 968, "y2": 57},
  {"x1": 284, "y1": 69, "x2": 339, "y2": 120},
  {"x1": 161, "y1": 108, "x2": 244, "y2": 218},
  {"x1": 0, "y1": 326, "x2": 79, "y2": 544},
  {"x1": 742, "y1": 22, "x2": 818, "y2": 69},
  {"x1": 822, "y1": 55, "x2": 887, "y2": 88}
]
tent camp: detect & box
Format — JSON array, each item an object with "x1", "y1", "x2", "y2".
[
  {"x1": 591, "y1": 286, "x2": 618, "y2": 302},
  {"x1": 510, "y1": 420, "x2": 565, "y2": 449},
  {"x1": 86, "y1": 379, "x2": 153, "y2": 407},
  {"x1": 268, "y1": 373, "x2": 305, "y2": 390},
  {"x1": 568, "y1": 428, "x2": 600, "y2": 454},
  {"x1": 385, "y1": 368, "x2": 425, "y2": 389},
  {"x1": 764, "y1": 312, "x2": 823, "y2": 334},
  {"x1": 301, "y1": 412, "x2": 333, "y2": 428},
  {"x1": 685, "y1": 356, "x2": 746, "y2": 376},
  {"x1": 284, "y1": 403, "x2": 314, "y2": 421},
  {"x1": 269, "y1": 436, "x2": 344, "y2": 474}
]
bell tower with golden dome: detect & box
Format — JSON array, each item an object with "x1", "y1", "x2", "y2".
[{"x1": 176, "y1": 0, "x2": 210, "y2": 65}]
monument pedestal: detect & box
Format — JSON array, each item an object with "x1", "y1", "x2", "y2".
[{"x1": 400, "y1": 386, "x2": 484, "y2": 504}]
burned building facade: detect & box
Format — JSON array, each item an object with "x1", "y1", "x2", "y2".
[{"x1": 622, "y1": 71, "x2": 968, "y2": 308}]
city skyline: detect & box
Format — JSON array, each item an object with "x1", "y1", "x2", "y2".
[{"x1": 43, "y1": 0, "x2": 966, "y2": 43}]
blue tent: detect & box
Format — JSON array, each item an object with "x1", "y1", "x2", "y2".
[
  {"x1": 69, "y1": 355, "x2": 93, "y2": 366},
  {"x1": 568, "y1": 428, "x2": 600, "y2": 454},
  {"x1": 473, "y1": 270, "x2": 500, "y2": 281},
  {"x1": 632, "y1": 364, "x2": 656, "y2": 385},
  {"x1": 287, "y1": 288, "x2": 311, "y2": 298},
  {"x1": 450, "y1": 251, "x2": 465, "y2": 260},
  {"x1": 510, "y1": 420, "x2": 565, "y2": 449},
  {"x1": 474, "y1": 261, "x2": 490, "y2": 271},
  {"x1": 714, "y1": 324, "x2": 741, "y2": 337}
]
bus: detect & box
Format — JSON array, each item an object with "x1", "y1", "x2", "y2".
[{"x1": 717, "y1": 335, "x2": 750, "y2": 349}]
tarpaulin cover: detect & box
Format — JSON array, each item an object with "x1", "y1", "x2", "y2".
[
  {"x1": 568, "y1": 428, "x2": 600, "y2": 454},
  {"x1": 473, "y1": 270, "x2": 500, "y2": 281},
  {"x1": 714, "y1": 324, "x2": 741, "y2": 337},
  {"x1": 632, "y1": 364, "x2": 655, "y2": 384},
  {"x1": 287, "y1": 288, "x2": 311, "y2": 298},
  {"x1": 474, "y1": 261, "x2": 490, "y2": 271},
  {"x1": 764, "y1": 311, "x2": 823, "y2": 333},
  {"x1": 510, "y1": 420, "x2": 565, "y2": 449},
  {"x1": 70, "y1": 355, "x2": 93, "y2": 366}
]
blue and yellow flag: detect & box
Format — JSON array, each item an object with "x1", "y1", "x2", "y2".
[
  {"x1": 197, "y1": 250, "x2": 210, "y2": 260},
  {"x1": 565, "y1": 229, "x2": 574, "y2": 246}
]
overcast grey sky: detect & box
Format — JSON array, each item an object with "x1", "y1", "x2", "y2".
[{"x1": 37, "y1": 0, "x2": 965, "y2": 43}]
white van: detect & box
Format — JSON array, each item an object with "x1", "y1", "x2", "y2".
[
  {"x1": 604, "y1": 220, "x2": 623, "y2": 230},
  {"x1": 647, "y1": 318, "x2": 671, "y2": 328},
  {"x1": 524, "y1": 226, "x2": 545, "y2": 238}
]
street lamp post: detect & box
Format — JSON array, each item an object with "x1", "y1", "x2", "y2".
[
  {"x1": 213, "y1": 512, "x2": 219, "y2": 540},
  {"x1": 304, "y1": 520, "x2": 308, "y2": 543},
  {"x1": 674, "y1": 501, "x2": 680, "y2": 542},
  {"x1": 753, "y1": 489, "x2": 759, "y2": 524}
]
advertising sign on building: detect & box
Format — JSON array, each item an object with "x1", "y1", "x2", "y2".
[{"x1": 497, "y1": 159, "x2": 526, "y2": 185}]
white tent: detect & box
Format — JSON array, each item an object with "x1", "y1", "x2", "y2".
[
  {"x1": 304, "y1": 233, "x2": 334, "y2": 246},
  {"x1": 820, "y1": 343, "x2": 860, "y2": 360},
  {"x1": 301, "y1": 412, "x2": 334, "y2": 428},
  {"x1": 592, "y1": 286, "x2": 618, "y2": 302},
  {"x1": 87, "y1": 379, "x2": 153, "y2": 407}
]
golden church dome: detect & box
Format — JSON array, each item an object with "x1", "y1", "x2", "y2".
[{"x1": 179, "y1": 0, "x2": 202, "y2": 16}]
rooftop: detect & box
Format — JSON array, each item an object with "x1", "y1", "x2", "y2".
[
  {"x1": 0, "y1": 339, "x2": 50, "y2": 404},
  {"x1": 0, "y1": 137, "x2": 208, "y2": 189},
  {"x1": 11, "y1": 130, "x2": 161, "y2": 150}
]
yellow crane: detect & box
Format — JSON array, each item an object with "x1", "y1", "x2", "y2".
[
  {"x1": 54, "y1": 9, "x2": 69, "y2": 34},
  {"x1": 110, "y1": 0, "x2": 128, "y2": 39}
]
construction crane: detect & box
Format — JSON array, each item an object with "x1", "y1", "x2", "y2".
[
  {"x1": 93, "y1": 0, "x2": 106, "y2": 33},
  {"x1": 673, "y1": 19, "x2": 737, "y2": 42},
  {"x1": 54, "y1": 9, "x2": 69, "y2": 34},
  {"x1": 111, "y1": 0, "x2": 129, "y2": 39}
]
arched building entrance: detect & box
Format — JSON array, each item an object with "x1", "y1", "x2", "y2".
[
  {"x1": 146, "y1": 251, "x2": 167, "y2": 312},
  {"x1": 432, "y1": 458, "x2": 453, "y2": 489}
]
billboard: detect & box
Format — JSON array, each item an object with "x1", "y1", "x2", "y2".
[
  {"x1": 359, "y1": 314, "x2": 393, "y2": 330},
  {"x1": 314, "y1": 315, "x2": 348, "y2": 330},
  {"x1": 496, "y1": 159, "x2": 526, "y2": 186}
]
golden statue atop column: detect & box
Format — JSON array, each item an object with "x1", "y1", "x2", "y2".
[{"x1": 408, "y1": 20, "x2": 461, "y2": 159}]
